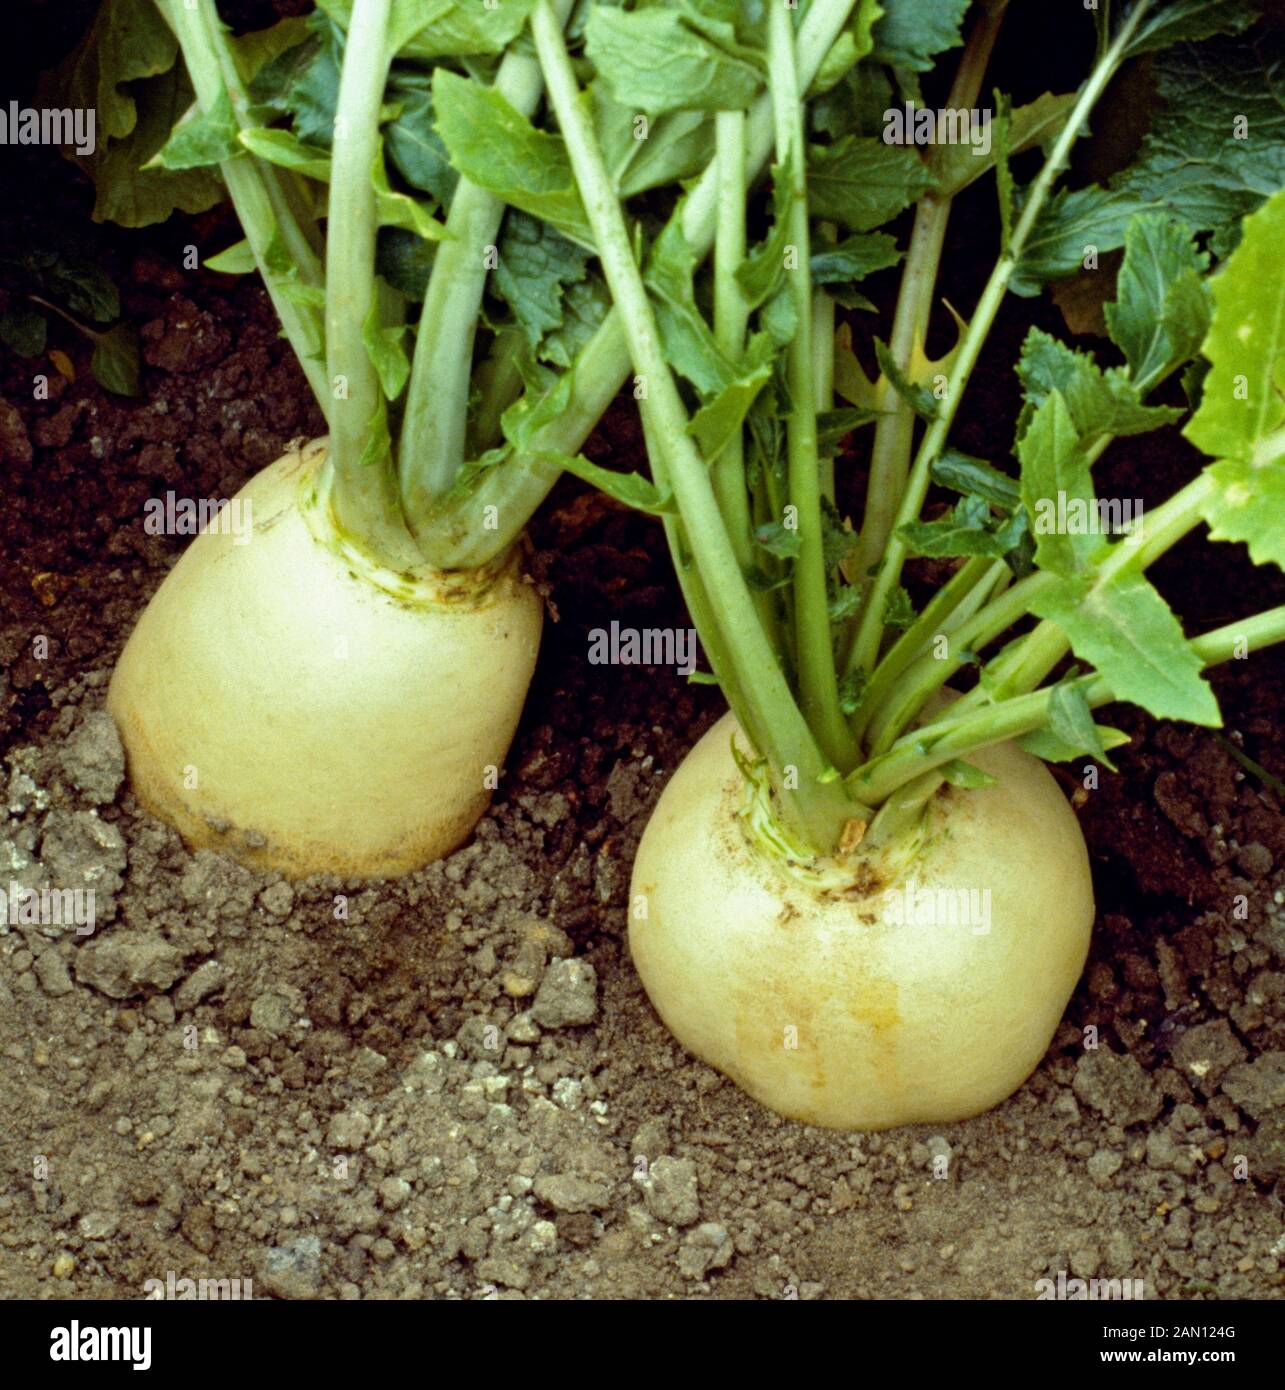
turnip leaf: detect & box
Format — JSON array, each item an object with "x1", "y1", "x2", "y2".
[
  {"x1": 1104, "y1": 214, "x2": 1211, "y2": 393},
  {"x1": 432, "y1": 70, "x2": 595, "y2": 250},
  {"x1": 584, "y1": 3, "x2": 763, "y2": 116},
  {"x1": 806, "y1": 137, "x2": 934, "y2": 233},
  {"x1": 1015, "y1": 328, "x2": 1182, "y2": 446},
  {"x1": 1031, "y1": 570, "x2": 1220, "y2": 725},
  {"x1": 1185, "y1": 189, "x2": 1285, "y2": 570}
]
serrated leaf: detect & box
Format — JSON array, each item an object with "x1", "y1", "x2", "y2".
[
  {"x1": 90, "y1": 323, "x2": 140, "y2": 397},
  {"x1": 1047, "y1": 680, "x2": 1116, "y2": 769},
  {"x1": 932, "y1": 91, "x2": 1077, "y2": 199},
  {"x1": 930, "y1": 449, "x2": 1020, "y2": 510},
  {"x1": 318, "y1": 0, "x2": 537, "y2": 60},
  {"x1": 810, "y1": 231, "x2": 902, "y2": 287},
  {"x1": 153, "y1": 86, "x2": 239, "y2": 170},
  {"x1": 871, "y1": 0, "x2": 969, "y2": 73},
  {"x1": 1014, "y1": 30, "x2": 1285, "y2": 292},
  {"x1": 1016, "y1": 327, "x2": 1183, "y2": 445},
  {"x1": 544, "y1": 449, "x2": 674, "y2": 515},
  {"x1": 493, "y1": 211, "x2": 591, "y2": 355},
  {"x1": 385, "y1": 75, "x2": 457, "y2": 207},
  {"x1": 756, "y1": 519, "x2": 803, "y2": 560},
  {"x1": 806, "y1": 136, "x2": 934, "y2": 233},
  {"x1": 1185, "y1": 189, "x2": 1285, "y2": 569},
  {"x1": 1105, "y1": 214, "x2": 1211, "y2": 392},
  {"x1": 1119, "y1": 0, "x2": 1257, "y2": 59},
  {"x1": 1031, "y1": 570, "x2": 1220, "y2": 725},
  {"x1": 899, "y1": 497, "x2": 1027, "y2": 560},
  {"x1": 736, "y1": 161, "x2": 794, "y2": 311},
  {"x1": 646, "y1": 215, "x2": 737, "y2": 396},
  {"x1": 433, "y1": 70, "x2": 594, "y2": 250},
  {"x1": 875, "y1": 337, "x2": 937, "y2": 420},
  {"x1": 1018, "y1": 722, "x2": 1131, "y2": 764},
  {"x1": 1185, "y1": 190, "x2": 1285, "y2": 463},
  {"x1": 884, "y1": 585, "x2": 915, "y2": 629},
  {"x1": 585, "y1": 3, "x2": 762, "y2": 116},
  {"x1": 689, "y1": 356, "x2": 774, "y2": 461},
  {"x1": 1019, "y1": 389, "x2": 1097, "y2": 576}
]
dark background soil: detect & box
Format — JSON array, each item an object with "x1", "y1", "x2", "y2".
[{"x1": 1, "y1": 1, "x2": 1283, "y2": 1300}]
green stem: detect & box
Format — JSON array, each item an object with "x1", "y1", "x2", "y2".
[
  {"x1": 769, "y1": 2, "x2": 858, "y2": 771},
  {"x1": 948, "y1": 471, "x2": 1219, "y2": 722},
  {"x1": 813, "y1": 287, "x2": 836, "y2": 499},
  {"x1": 410, "y1": 0, "x2": 860, "y2": 571},
  {"x1": 323, "y1": 0, "x2": 419, "y2": 567},
  {"x1": 711, "y1": 110, "x2": 755, "y2": 569},
  {"x1": 531, "y1": 0, "x2": 858, "y2": 849},
  {"x1": 155, "y1": 0, "x2": 328, "y2": 407},
  {"x1": 851, "y1": 555, "x2": 996, "y2": 743},
  {"x1": 399, "y1": 2, "x2": 573, "y2": 529},
  {"x1": 851, "y1": 605, "x2": 1285, "y2": 805},
  {"x1": 847, "y1": 0, "x2": 1153, "y2": 681},
  {"x1": 849, "y1": 1, "x2": 1008, "y2": 632},
  {"x1": 865, "y1": 570, "x2": 1059, "y2": 755}
]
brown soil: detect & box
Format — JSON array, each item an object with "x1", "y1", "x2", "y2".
[{"x1": 2, "y1": 43, "x2": 1284, "y2": 1301}]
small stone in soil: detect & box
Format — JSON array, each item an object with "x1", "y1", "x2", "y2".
[
  {"x1": 260, "y1": 1235, "x2": 323, "y2": 1300},
  {"x1": 532, "y1": 1174, "x2": 609, "y2": 1214},
  {"x1": 531, "y1": 958, "x2": 598, "y2": 1029},
  {"x1": 58, "y1": 711, "x2": 124, "y2": 806},
  {"x1": 642, "y1": 1155, "x2": 700, "y2": 1227}
]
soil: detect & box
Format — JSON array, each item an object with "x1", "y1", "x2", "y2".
[{"x1": 2, "y1": 13, "x2": 1285, "y2": 1302}]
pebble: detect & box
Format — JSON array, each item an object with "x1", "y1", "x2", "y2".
[
  {"x1": 642, "y1": 1156, "x2": 700, "y2": 1227},
  {"x1": 677, "y1": 1222, "x2": 734, "y2": 1279},
  {"x1": 1072, "y1": 1049, "x2": 1162, "y2": 1126},
  {"x1": 58, "y1": 711, "x2": 125, "y2": 806},
  {"x1": 74, "y1": 933, "x2": 186, "y2": 999},
  {"x1": 260, "y1": 1235, "x2": 323, "y2": 1300},
  {"x1": 1087, "y1": 1149, "x2": 1124, "y2": 1185},
  {"x1": 78, "y1": 1212, "x2": 118, "y2": 1240},
  {"x1": 174, "y1": 959, "x2": 225, "y2": 1011},
  {"x1": 530, "y1": 958, "x2": 598, "y2": 1029},
  {"x1": 33, "y1": 950, "x2": 73, "y2": 997},
  {"x1": 250, "y1": 990, "x2": 296, "y2": 1035},
  {"x1": 532, "y1": 1173, "x2": 609, "y2": 1214},
  {"x1": 378, "y1": 1177, "x2": 411, "y2": 1211}
]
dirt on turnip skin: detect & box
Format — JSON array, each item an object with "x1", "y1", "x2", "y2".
[{"x1": 2, "y1": 163, "x2": 1285, "y2": 1299}]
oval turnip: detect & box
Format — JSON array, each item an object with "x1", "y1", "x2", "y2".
[
  {"x1": 629, "y1": 713, "x2": 1094, "y2": 1130},
  {"x1": 108, "y1": 442, "x2": 541, "y2": 878}
]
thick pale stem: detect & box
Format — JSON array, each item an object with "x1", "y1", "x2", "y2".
[
  {"x1": 770, "y1": 1, "x2": 858, "y2": 771},
  {"x1": 411, "y1": 0, "x2": 860, "y2": 570},
  {"x1": 531, "y1": 0, "x2": 858, "y2": 850},
  {"x1": 850, "y1": 2, "x2": 1008, "y2": 626},
  {"x1": 847, "y1": 0, "x2": 1153, "y2": 679},
  {"x1": 323, "y1": 0, "x2": 420, "y2": 567},
  {"x1": 155, "y1": 0, "x2": 328, "y2": 406},
  {"x1": 399, "y1": 0, "x2": 574, "y2": 526},
  {"x1": 852, "y1": 605, "x2": 1285, "y2": 806}
]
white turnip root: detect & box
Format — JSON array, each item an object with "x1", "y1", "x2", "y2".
[
  {"x1": 629, "y1": 712, "x2": 1094, "y2": 1130},
  {"x1": 108, "y1": 441, "x2": 541, "y2": 879}
]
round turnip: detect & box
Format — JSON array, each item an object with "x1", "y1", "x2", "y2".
[
  {"x1": 108, "y1": 441, "x2": 542, "y2": 878},
  {"x1": 629, "y1": 712, "x2": 1094, "y2": 1130}
]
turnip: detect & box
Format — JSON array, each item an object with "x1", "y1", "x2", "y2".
[
  {"x1": 96, "y1": 0, "x2": 864, "y2": 877},
  {"x1": 107, "y1": 442, "x2": 540, "y2": 877},
  {"x1": 523, "y1": 0, "x2": 1285, "y2": 1126}
]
